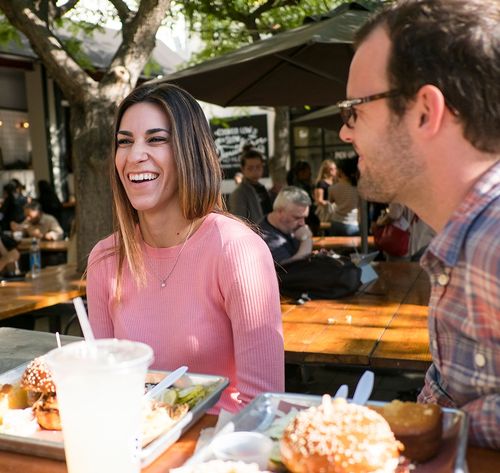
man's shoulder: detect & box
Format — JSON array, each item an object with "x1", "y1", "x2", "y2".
[
  {"x1": 40, "y1": 212, "x2": 60, "y2": 224},
  {"x1": 230, "y1": 181, "x2": 251, "y2": 202},
  {"x1": 258, "y1": 217, "x2": 279, "y2": 235},
  {"x1": 231, "y1": 180, "x2": 250, "y2": 192}
]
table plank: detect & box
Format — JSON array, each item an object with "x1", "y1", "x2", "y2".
[
  {"x1": 17, "y1": 239, "x2": 69, "y2": 253},
  {"x1": 313, "y1": 235, "x2": 375, "y2": 250},
  {"x1": 370, "y1": 268, "x2": 431, "y2": 370},
  {"x1": 282, "y1": 262, "x2": 425, "y2": 367},
  {"x1": 0, "y1": 264, "x2": 85, "y2": 321}
]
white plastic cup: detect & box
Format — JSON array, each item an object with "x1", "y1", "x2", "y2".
[
  {"x1": 45, "y1": 339, "x2": 154, "y2": 473},
  {"x1": 211, "y1": 431, "x2": 274, "y2": 470}
]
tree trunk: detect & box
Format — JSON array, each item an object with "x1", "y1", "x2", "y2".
[
  {"x1": 70, "y1": 100, "x2": 116, "y2": 272},
  {"x1": 270, "y1": 106, "x2": 290, "y2": 186}
]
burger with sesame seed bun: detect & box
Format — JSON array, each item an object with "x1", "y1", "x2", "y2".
[
  {"x1": 280, "y1": 396, "x2": 403, "y2": 473},
  {"x1": 20, "y1": 357, "x2": 61, "y2": 430}
]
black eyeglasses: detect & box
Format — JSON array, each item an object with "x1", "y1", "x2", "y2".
[{"x1": 336, "y1": 90, "x2": 400, "y2": 128}]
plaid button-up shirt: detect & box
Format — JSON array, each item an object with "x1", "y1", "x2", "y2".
[{"x1": 418, "y1": 160, "x2": 500, "y2": 449}]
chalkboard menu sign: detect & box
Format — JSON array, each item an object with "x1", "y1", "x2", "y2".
[{"x1": 211, "y1": 114, "x2": 269, "y2": 179}]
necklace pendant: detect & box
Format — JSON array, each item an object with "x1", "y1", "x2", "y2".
[{"x1": 161, "y1": 281, "x2": 166, "y2": 288}]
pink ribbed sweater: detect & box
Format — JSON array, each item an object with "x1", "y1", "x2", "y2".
[{"x1": 86, "y1": 213, "x2": 284, "y2": 413}]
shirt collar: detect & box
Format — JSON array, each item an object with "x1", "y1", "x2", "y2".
[{"x1": 424, "y1": 160, "x2": 500, "y2": 267}]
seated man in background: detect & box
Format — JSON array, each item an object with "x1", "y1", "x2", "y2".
[
  {"x1": 11, "y1": 200, "x2": 64, "y2": 241},
  {"x1": 259, "y1": 186, "x2": 313, "y2": 264},
  {"x1": 229, "y1": 146, "x2": 272, "y2": 224}
]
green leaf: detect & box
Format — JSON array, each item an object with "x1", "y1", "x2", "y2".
[{"x1": 0, "y1": 17, "x2": 22, "y2": 46}]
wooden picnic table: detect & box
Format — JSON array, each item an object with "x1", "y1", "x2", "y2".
[
  {"x1": 0, "y1": 264, "x2": 84, "y2": 322},
  {"x1": 282, "y1": 261, "x2": 432, "y2": 369},
  {"x1": 371, "y1": 268, "x2": 432, "y2": 370},
  {"x1": 17, "y1": 238, "x2": 69, "y2": 253},
  {"x1": 0, "y1": 328, "x2": 498, "y2": 473}
]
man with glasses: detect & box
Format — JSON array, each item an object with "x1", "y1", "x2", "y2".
[{"x1": 338, "y1": 0, "x2": 499, "y2": 448}]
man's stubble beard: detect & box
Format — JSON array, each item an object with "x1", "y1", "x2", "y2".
[{"x1": 357, "y1": 116, "x2": 424, "y2": 205}]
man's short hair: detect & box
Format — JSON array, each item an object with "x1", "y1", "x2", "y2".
[
  {"x1": 273, "y1": 186, "x2": 311, "y2": 210},
  {"x1": 356, "y1": 0, "x2": 500, "y2": 153},
  {"x1": 25, "y1": 200, "x2": 41, "y2": 212},
  {"x1": 240, "y1": 146, "x2": 264, "y2": 168}
]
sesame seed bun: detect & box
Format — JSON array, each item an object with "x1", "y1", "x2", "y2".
[
  {"x1": 280, "y1": 396, "x2": 402, "y2": 473},
  {"x1": 20, "y1": 358, "x2": 56, "y2": 394}
]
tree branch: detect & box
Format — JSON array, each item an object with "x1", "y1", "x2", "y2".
[
  {"x1": 252, "y1": 0, "x2": 300, "y2": 22},
  {"x1": 54, "y1": 0, "x2": 81, "y2": 20},
  {"x1": 108, "y1": 0, "x2": 132, "y2": 25},
  {"x1": 0, "y1": 0, "x2": 97, "y2": 103},
  {"x1": 100, "y1": 0, "x2": 171, "y2": 93}
]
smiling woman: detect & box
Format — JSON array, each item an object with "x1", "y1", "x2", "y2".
[{"x1": 85, "y1": 83, "x2": 285, "y2": 414}]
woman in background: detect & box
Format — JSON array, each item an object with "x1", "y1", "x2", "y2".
[
  {"x1": 313, "y1": 159, "x2": 337, "y2": 206},
  {"x1": 313, "y1": 159, "x2": 337, "y2": 224},
  {"x1": 328, "y1": 157, "x2": 360, "y2": 236},
  {"x1": 86, "y1": 83, "x2": 284, "y2": 413}
]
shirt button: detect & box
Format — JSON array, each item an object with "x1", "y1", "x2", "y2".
[
  {"x1": 437, "y1": 273, "x2": 450, "y2": 286},
  {"x1": 475, "y1": 353, "x2": 486, "y2": 368}
]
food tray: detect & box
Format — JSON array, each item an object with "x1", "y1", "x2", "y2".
[
  {"x1": 0, "y1": 363, "x2": 228, "y2": 468},
  {"x1": 182, "y1": 392, "x2": 468, "y2": 473}
]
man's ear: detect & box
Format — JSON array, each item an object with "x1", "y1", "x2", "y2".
[{"x1": 413, "y1": 84, "x2": 447, "y2": 136}]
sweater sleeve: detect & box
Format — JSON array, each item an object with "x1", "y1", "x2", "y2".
[
  {"x1": 86, "y1": 241, "x2": 115, "y2": 338},
  {"x1": 218, "y1": 231, "x2": 285, "y2": 407}
]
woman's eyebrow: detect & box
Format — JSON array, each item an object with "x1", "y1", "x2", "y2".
[
  {"x1": 145, "y1": 128, "x2": 170, "y2": 134},
  {"x1": 116, "y1": 128, "x2": 170, "y2": 136}
]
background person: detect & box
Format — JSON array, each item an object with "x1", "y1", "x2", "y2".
[
  {"x1": 373, "y1": 203, "x2": 436, "y2": 261},
  {"x1": 313, "y1": 159, "x2": 337, "y2": 224},
  {"x1": 314, "y1": 159, "x2": 337, "y2": 206},
  {"x1": 339, "y1": 0, "x2": 500, "y2": 448},
  {"x1": 259, "y1": 186, "x2": 313, "y2": 264},
  {"x1": 86, "y1": 83, "x2": 284, "y2": 414},
  {"x1": 327, "y1": 157, "x2": 360, "y2": 236},
  {"x1": 37, "y1": 179, "x2": 63, "y2": 227},
  {"x1": 0, "y1": 181, "x2": 26, "y2": 232},
  {"x1": 11, "y1": 200, "x2": 64, "y2": 241},
  {"x1": 287, "y1": 160, "x2": 320, "y2": 234},
  {"x1": 229, "y1": 145, "x2": 272, "y2": 224}
]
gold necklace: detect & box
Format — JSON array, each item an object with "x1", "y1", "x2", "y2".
[{"x1": 149, "y1": 220, "x2": 195, "y2": 289}]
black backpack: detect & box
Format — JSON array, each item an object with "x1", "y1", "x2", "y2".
[{"x1": 277, "y1": 253, "x2": 362, "y2": 300}]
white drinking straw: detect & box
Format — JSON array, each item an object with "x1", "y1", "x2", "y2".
[
  {"x1": 72, "y1": 297, "x2": 96, "y2": 342},
  {"x1": 55, "y1": 331, "x2": 62, "y2": 349}
]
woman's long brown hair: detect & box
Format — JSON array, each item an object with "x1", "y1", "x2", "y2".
[{"x1": 108, "y1": 83, "x2": 224, "y2": 299}]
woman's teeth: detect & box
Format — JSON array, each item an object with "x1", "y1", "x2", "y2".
[{"x1": 129, "y1": 173, "x2": 158, "y2": 182}]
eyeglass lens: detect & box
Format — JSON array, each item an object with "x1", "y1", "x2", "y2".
[{"x1": 340, "y1": 106, "x2": 356, "y2": 128}]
